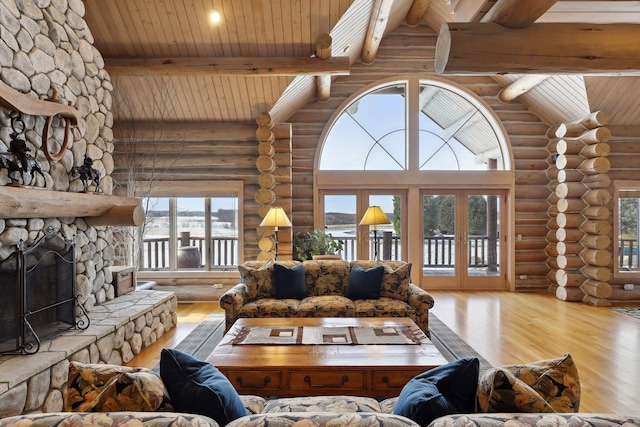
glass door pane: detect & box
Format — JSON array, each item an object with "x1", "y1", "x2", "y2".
[
  {"x1": 177, "y1": 198, "x2": 205, "y2": 270},
  {"x1": 422, "y1": 193, "x2": 457, "y2": 277},
  {"x1": 466, "y1": 194, "x2": 500, "y2": 277},
  {"x1": 324, "y1": 195, "x2": 357, "y2": 260},
  {"x1": 367, "y1": 194, "x2": 402, "y2": 261}
]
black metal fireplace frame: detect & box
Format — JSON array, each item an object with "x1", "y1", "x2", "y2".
[{"x1": 0, "y1": 228, "x2": 90, "y2": 355}]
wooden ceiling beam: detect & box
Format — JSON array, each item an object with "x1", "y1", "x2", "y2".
[
  {"x1": 436, "y1": 23, "x2": 640, "y2": 75},
  {"x1": 315, "y1": 33, "x2": 333, "y2": 102},
  {"x1": 498, "y1": 75, "x2": 550, "y2": 102},
  {"x1": 406, "y1": 0, "x2": 431, "y2": 27},
  {"x1": 105, "y1": 56, "x2": 350, "y2": 77},
  {"x1": 480, "y1": 0, "x2": 558, "y2": 28},
  {"x1": 361, "y1": 0, "x2": 394, "y2": 64}
]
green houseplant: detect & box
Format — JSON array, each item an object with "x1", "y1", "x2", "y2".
[{"x1": 293, "y1": 228, "x2": 344, "y2": 261}]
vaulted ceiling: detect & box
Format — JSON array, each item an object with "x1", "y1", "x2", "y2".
[{"x1": 82, "y1": 0, "x2": 640, "y2": 128}]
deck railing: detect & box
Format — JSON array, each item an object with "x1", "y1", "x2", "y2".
[{"x1": 141, "y1": 234, "x2": 638, "y2": 271}]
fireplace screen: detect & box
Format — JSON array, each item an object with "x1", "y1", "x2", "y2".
[{"x1": 0, "y1": 229, "x2": 89, "y2": 355}]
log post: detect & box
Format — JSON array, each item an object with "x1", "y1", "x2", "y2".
[{"x1": 316, "y1": 33, "x2": 333, "y2": 102}]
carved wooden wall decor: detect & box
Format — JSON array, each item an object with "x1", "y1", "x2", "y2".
[{"x1": 0, "y1": 81, "x2": 80, "y2": 161}]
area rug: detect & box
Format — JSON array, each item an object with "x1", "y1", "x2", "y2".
[
  {"x1": 612, "y1": 307, "x2": 640, "y2": 320},
  {"x1": 153, "y1": 312, "x2": 226, "y2": 372},
  {"x1": 161, "y1": 312, "x2": 492, "y2": 373}
]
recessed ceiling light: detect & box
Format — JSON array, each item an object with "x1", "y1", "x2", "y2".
[{"x1": 209, "y1": 10, "x2": 221, "y2": 24}]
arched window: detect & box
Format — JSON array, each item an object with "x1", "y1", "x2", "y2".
[
  {"x1": 316, "y1": 77, "x2": 513, "y2": 290},
  {"x1": 320, "y1": 78, "x2": 509, "y2": 172}
]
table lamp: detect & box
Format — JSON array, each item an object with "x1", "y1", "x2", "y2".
[
  {"x1": 359, "y1": 205, "x2": 390, "y2": 260},
  {"x1": 260, "y1": 206, "x2": 292, "y2": 259}
]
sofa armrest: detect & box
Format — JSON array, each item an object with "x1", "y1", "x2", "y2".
[
  {"x1": 219, "y1": 283, "x2": 248, "y2": 332},
  {"x1": 427, "y1": 413, "x2": 640, "y2": 427},
  {"x1": 226, "y1": 412, "x2": 419, "y2": 427},
  {"x1": 407, "y1": 283, "x2": 435, "y2": 337},
  {"x1": 0, "y1": 412, "x2": 219, "y2": 427}
]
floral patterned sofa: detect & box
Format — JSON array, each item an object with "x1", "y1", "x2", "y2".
[
  {"x1": 220, "y1": 259, "x2": 434, "y2": 335},
  {"x1": 1, "y1": 353, "x2": 638, "y2": 427}
]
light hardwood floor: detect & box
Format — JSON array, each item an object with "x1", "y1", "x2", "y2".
[{"x1": 127, "y1": 291, "x2": 640, "y2": 415}]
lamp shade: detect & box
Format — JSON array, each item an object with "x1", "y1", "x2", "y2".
[
  {"x1": 359, "y1": 205, "x2": 390, "y2": 226},
  {"x1": 260, "y1": 207, "x2": 292, "y2": 229}
]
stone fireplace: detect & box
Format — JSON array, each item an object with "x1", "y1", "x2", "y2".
[
  {"x1": 0, "y1": 229, "x2": 89, "y2": 355},
  {"x1": 0, "y1": 0, "x2": 177, "y2": 417}
]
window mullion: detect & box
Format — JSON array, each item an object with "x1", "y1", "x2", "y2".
[{"x1": 407, "y1": 79, "x2": 419, "y2": 172}]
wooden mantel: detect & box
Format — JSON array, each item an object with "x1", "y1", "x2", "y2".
[{"x1": 0, "y1": 186, "x2": 144, "y2": 226}]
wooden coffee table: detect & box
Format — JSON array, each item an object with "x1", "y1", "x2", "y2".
[{"x1": 206, "y1": 317, "x2": 448, "y2": 398}]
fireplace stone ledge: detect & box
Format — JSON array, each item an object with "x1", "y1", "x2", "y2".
[{"x1": 0, "y1": 290, "x2": 177, "y2": 417}]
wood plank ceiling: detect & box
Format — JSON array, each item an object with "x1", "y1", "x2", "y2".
[{"x1": 82, "y1": 0, "x2": 640, "y2": 127}]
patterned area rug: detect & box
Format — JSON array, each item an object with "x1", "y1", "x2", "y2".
[
  {"x1": 162, "y1": 313, "x2": 492, "y2": 373},
  {"x1": 612, "y1": 307, "x2": 640, "y2": 320}
]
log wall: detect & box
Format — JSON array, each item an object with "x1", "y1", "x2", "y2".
[
  {"x1": 110, "y1": 22, "x2": 640, "y2": 299},
  {"x1": 546, "y1": 112, "x2": 613, "y2": 305},
  {"x1": 112, "y1": 121, "x2": 292, "y2": 264}
]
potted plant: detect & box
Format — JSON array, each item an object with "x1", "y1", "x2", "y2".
[{"x1": 293, "y1": 228, "x2": 344, "y2": 261}]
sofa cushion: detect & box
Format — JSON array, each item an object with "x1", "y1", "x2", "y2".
[
  {"x1": 66, "y1": 361, "x2": 173, "y2": 412},
  {"x1": 226, "y1": 412, "x2": 421, "y2": 427},
  {"x1": 238, "y1": 260, "x2": 273, "y2": 301},
  {"x1": 263, "y1": 395, "x2": 382, "y2": 413},
  {"x1": 346, "y1": 264, "x2": 385, "y2": 300},
  {"x1": 351, "y1": 260, "x2": 412, "y2": 300},
  {"x1": 393, "y1": 358, "x2": 480, "y2": 426},
  {"x1": 160, "y1": 348, "x2": 247, "y2": 425},
  {"x1": 297, "y1": 295, "x2": 356, "y2": 317},
  {"x1": 238, "y1": 298, "x2": 300, "y2": 318},
  {"x1": 304, "y1": 260, "x2": 351, "y2": 296},
  {"x1": 354, "y1": 298, "x2": 415, "y2": 318},
  {"x1": 274, "y1": 263, "x2": 307, "y2": 299},
  {"x1": 476, "y1": 352, "x2": 580, "y2": 413}
]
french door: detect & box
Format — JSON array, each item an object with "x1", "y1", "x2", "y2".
[
  {"x1": 321, "y1": 190, "x2": 406, "y2": 262},
  {"x1": 420, "y1": 190, "x2": 506, "y2": 289}
]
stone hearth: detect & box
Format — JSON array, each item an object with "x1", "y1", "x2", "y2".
[{"x1": 0, "y1": 290, "x2": 177, "y2": 417}]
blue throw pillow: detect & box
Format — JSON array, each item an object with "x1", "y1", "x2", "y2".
[
  {"x1": 273, "y1": 263, "x2": 307, "y2": 299},
  {"x1": 345, "y1": 265, "x2": 385, "y2": 300},
  {"x1": 159, "y1": 348, "x2": 247, "y2": 425},
  {"x1": 393, "y1": 358, "x2": 480, "y2": 426}
]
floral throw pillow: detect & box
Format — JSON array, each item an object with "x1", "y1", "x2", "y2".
[
  {"x1": 66, "y1": 361, "x2": 173, "y2": 412},
  {"x1": 477, "y1": 353, "x2": 580, "y2": 413},
  {"x1": 238, "y1": 260, "x2": 274, "y2": 301}
]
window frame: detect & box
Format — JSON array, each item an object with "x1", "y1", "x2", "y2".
[
  {"x1": 613, "y1": 180, "x2": 640, "y2": 279},
  {"x1": 136, "y1": 180, "x2": 244, "y2": 282},
  {"x1": 313, "y1": 76, "x2": 516, "y2": 289}
]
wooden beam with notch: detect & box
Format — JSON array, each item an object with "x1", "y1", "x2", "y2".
[
  {"x1": 436, "y1": 23, "x2": 640, "y2": 75},
  {"x1": 406, "y1": 0, "x2": 431, "y2": 27},
  {"x1": 480, "y1": 0, "x2": 558, "y2": 28},
  {"x1": 105, "y1": 56, "x2": 350, "y2": 77},
  {"x1": 361, "y1": 0, "x2": 394, "y2": 64}
]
